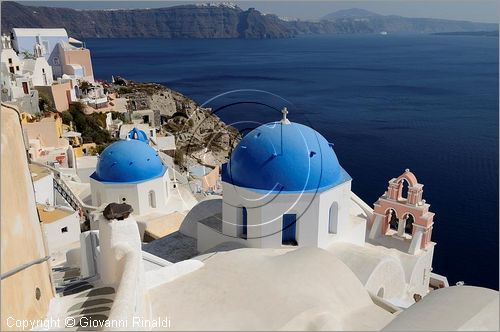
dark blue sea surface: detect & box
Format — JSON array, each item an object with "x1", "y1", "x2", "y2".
[{"x1": 86, "y1": 35, "x2": 499, "y2": 289}]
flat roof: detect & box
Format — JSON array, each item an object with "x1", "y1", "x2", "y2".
[
  {"x1": 155, "y1": 136, "x2": 176, "y2": 151},
  {"x1": 142, "y1": 212, "x2": 186, "y2": 240},
  {"x1": 37, "y1": 204, "x2": 75, "y2": 224},
  {"x1": 142, "y1": 231, "x2": 197, "y2": 263},
  {"x1": 29, "y1": 163, "x2": 51, "y2": 182},
  {"x1": 12, "y1": 28, "x2": 68, "y2": 37},
  {"x1": 76, "y1": 155, "x2": 98, "y2": 168}
]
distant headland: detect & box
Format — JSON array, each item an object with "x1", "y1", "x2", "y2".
[{"x1": 433, "y1": 30, "x2": 499, "y2": 37}]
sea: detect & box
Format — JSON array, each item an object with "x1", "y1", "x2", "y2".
[{"x1": 86, "y1": 34, "x2": 499, "y2": 290}]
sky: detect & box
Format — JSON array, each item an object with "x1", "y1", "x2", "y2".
[{"x1": 19, "y1": 1, "x2": 500, "y2": 23}]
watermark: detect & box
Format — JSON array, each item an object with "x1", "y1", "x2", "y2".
[
  {"x1": 5, "y1": 316, "x2": 171, "y2": 330},
  {"x1": 6, "y1": 316, "x2": 61, "y2": 330}
]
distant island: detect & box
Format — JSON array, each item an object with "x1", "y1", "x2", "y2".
[{"x1": 1, "y1": 1, "x2": 498, "y2": 39}]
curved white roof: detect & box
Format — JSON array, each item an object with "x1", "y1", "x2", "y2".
[
  {"x1": 148, "y1": 247, "x2": 395, "y2": 330},
  {"x1": 383, "y1": 286, "x2": 499, "y2": 331}
]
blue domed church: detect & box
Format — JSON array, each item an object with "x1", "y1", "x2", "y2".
[
  {"x1": 197, "y1": 111, "x2": 366, "y2": 251},
  {"x1": 89, "y1": 130, "x2": 170, "y2": 216}
]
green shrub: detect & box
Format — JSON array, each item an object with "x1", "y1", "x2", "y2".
[
  {"x1": 68, "y1": 102, "x2": 113, "y2": 145},
  {"x1": 60, "y1": 111, "x2": 73, "y2": 125},
  {"x1": 79, "y1": 81, "x2": 92, "y2": 91},
  {"x1": 38, "y1": 94, "x2": 54, "y2": 112}
]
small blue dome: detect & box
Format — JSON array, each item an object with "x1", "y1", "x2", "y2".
[
  {"x1": 128, "y1": 127, "x2": 148, "y2": 142},
  {"x1": 91, "y1": 140, "x2": 166, "y2": 183},
  {"x1": 222, "y1": 122, "x2": 350, "y2": 192}
]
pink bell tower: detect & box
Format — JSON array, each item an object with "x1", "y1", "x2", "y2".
[{"x1": 369, "y1": 169, "x2": 435, "y2": 254}]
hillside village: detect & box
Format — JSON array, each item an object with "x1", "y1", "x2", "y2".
[
  {"x1": 1, "y1": 26, "x2": 241, "y2": 240},
  {"x1": 1, "y1": 27, "x2": 239, "y2": 190}
]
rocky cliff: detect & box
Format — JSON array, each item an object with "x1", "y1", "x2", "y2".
[
  {"x1": 111, "y1": 79, "x2": 240, "y2": 170},
  {"x1": 2, "y1": 2, "x2": 497, "y2": 38},
  {"x1": 1, "y1": 2, "x2": 295, "y2": 39}
]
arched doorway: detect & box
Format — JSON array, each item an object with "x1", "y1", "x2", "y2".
[{"x1": 282, "y1": 214, "x2": 297, "y2": 246}]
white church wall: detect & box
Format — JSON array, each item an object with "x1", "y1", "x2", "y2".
[
  {"x1": 90, "y1": 174, "x2": 169, "y2": 216},
  {"x1": 135, "y1": 173, "x2": 169, "y2": 215},
  {"x1": 33, "y1": 173, "x2": 54, "y2": 205},
  {"x1": 317, "y1": 181, "x2": 361, "y2": 247},
  {"x1": 406, "y1": 245, "x2": 435, "y2": 298},
  {"x1": 181, "y1": 198, "x2": 222, "y2": 238},
  {"x1": 258, "y1": 196, "x2": 320, "y2": 247},
  {"x1": 221, "y1": 179, "x2": 359, "y2": 249},
  {"x1": 221, "y1": 200, "x2": 239, "y2": 238},
  {"x1": 41, "y1": 209, "x2": 80, "y2": 255},
  {"x1": 90, "y1": 179, "x2": 140, "y2": 212}
]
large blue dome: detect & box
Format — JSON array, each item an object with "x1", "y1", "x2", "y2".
[
  {"x1": 91, "y1": 139, "x2": 166, "y2": 183},
  {"x1": 222, "y1": 122, "x2": 350, "y2": 192}
]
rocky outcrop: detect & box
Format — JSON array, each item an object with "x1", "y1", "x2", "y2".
[{"x1": 113, "y1": 80, "x2": 240, "y2": 170}]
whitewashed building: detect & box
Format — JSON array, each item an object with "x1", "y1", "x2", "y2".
[
  {"x1": 0, "y1": 35, "x2": 40, "y2": 113},
  {"x1": 197, "y1": 111, "x2": 363, "y2": 250},
  {"x1": 22, "y1": 57, "x2": 53, "y2": 86},
  {"x1": 192, "y1": 111, "x2": 441, "y2": 306},
  {"x1": 89, "y1": 137, "x2": 170, "y2": 215}
]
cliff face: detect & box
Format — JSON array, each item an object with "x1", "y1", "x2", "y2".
[
  {"x1": 288, "y1": 15, "x2": 498, "y2": 35},
  {"x1": 1, "y1": 2, "x2": 296, "y2": 39},
  {"x1": 2, "y1": 1, "x2": 497, "y2": 39}
]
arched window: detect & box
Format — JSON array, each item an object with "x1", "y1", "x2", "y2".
[
  {"x1": 148, "y1": 190, "x2": 156, "y2": 208},
  {"x1": 398, "y1": 178, "x2": 411, "y2": 201},
  {"x1": 328, "y1": 202, "x2": 339, "y2": 234},
  {"x1": 404, "y1": 214, "x2": 415, "y2": 234},
  {"x1": 388, "y1": 209, "x2": 398, "y2": 231}
]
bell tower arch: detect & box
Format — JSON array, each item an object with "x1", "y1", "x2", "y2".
[{"x1": 369, "y1": 169, "x2": 435, "y2": 255}]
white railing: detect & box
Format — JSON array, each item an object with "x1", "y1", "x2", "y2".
[{"x1": 351, "y1": 192, "x2": 374, "y2": 219}]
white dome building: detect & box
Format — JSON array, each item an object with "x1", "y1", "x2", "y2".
[
  {"x1": 90, "y1": 133, "x2": 170, "y2": 216},
  {"x1": 197, "y1": 113, "x2": 366, "y2": 252},
  {"x1": 190, "y1": 113, "x2": 440, "y2": 305}
]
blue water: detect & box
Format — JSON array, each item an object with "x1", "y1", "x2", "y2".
[{"x1": 86, "y1": 35, "x2": 499, "y2": 289}]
